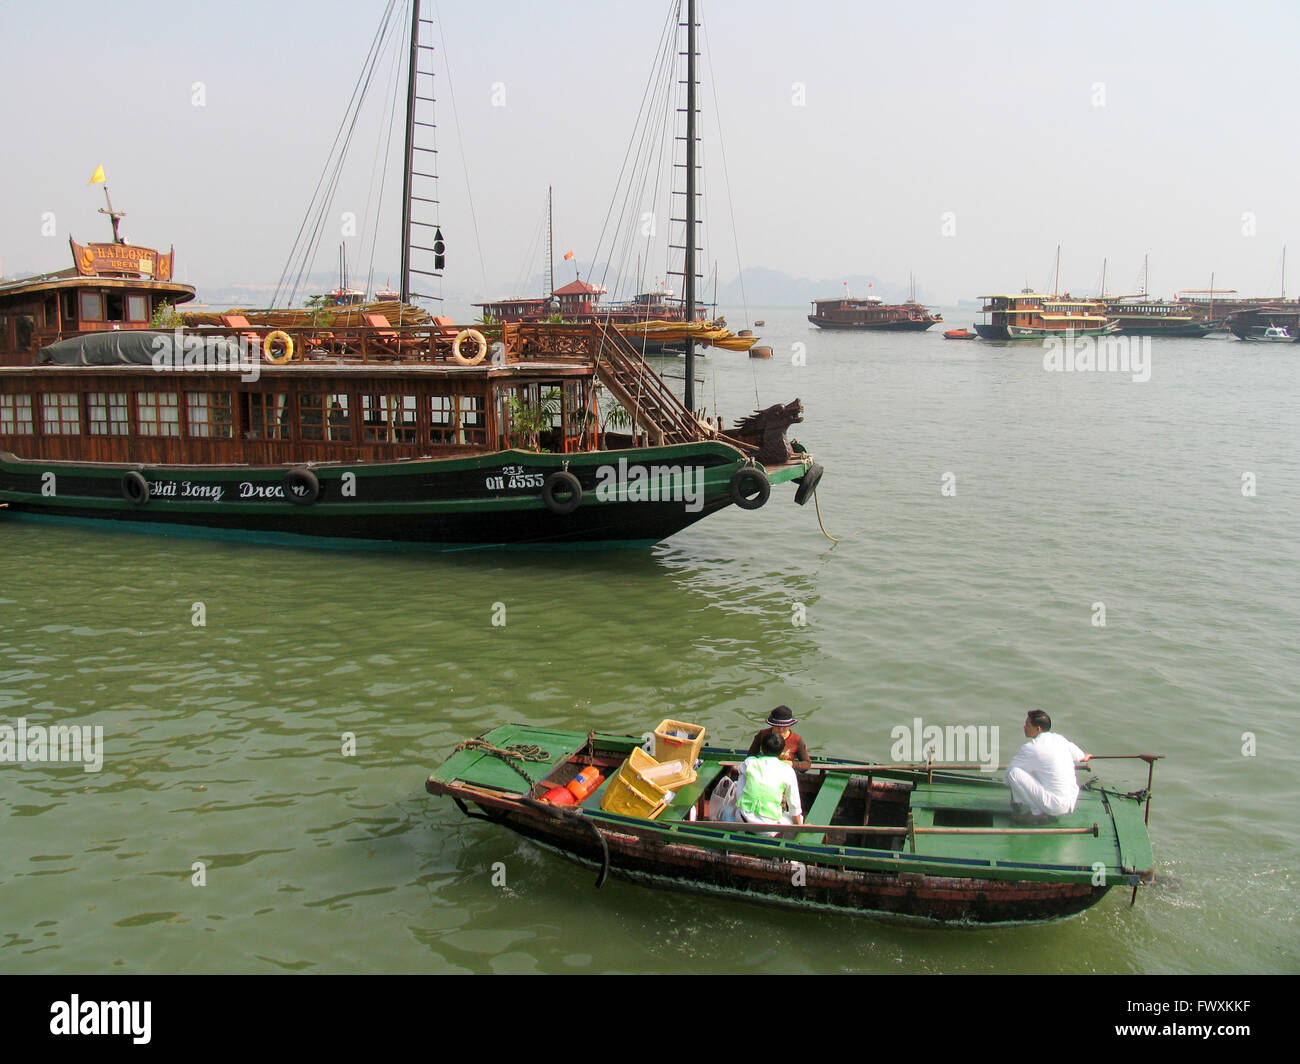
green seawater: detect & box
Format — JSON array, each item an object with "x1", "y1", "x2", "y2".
[{"x1": 2, "y1": 308, "x2": 1297, "y2": 974}]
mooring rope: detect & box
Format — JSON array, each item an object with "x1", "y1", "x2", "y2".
[
  {"x1": 812, "y1": 487, "x2": 840, "y2": 544},
  {"x1": 454, "y1": 739, "x2": 551, "y2": 784}
]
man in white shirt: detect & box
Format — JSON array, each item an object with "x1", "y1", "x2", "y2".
[{"x1": 1006, "y1": 710, "x2": 1091, "y2": 822}]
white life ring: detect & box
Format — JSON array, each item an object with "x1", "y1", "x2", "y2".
[{"x1": 452, "y1": 328, "x2": 488, "y2": 366}]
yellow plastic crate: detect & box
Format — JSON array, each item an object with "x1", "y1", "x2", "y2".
[
  {"x1": 599, "y1": 755, "x2": 669, "y2": 820},
  {"x1": 628, "y1": 745, "x2": 697, "y2": 789},
  {"x1": 653, "y1": 719, "x2": 705, "y2": 767}
]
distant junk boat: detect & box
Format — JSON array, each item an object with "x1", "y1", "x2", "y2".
[
  {"x1": 807, "y1": 295, "x2": 942, "y2": 331},
  {"x1": 974, "y1": 292, "x2": 1117, "y2": 341},
  {"x1": 1100, "y1": 297, "x2": 1215, "y2": 337}
]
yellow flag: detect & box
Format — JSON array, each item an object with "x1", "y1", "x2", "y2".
[{"x1": 88, "y1": 165, "x2": 106, "y2": 184}]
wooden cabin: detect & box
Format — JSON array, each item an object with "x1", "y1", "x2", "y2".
[{"x1": 0, "y1": 237, "x2": 195, "y2": 365}]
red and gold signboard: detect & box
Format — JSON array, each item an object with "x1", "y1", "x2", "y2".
[{"x1": 69, "y1": 238, "x2": 174, "y2": 281}]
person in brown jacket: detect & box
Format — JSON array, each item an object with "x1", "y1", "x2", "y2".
[{"x1": 746, "y1": 705, "x2": 811, "y2": 771}]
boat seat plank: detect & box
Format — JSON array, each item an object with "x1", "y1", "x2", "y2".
[
  {"x1": 661, "y1": 759, "x2": 726, "y2": 819},
  {"x1": 795, "y1": 773, "x2": 850, "y2": 844},
  {"x1": 1104, "y1": 789, "x2": 1154, "y2": 876}
]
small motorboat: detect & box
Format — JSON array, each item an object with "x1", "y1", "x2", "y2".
[
  {"x1": 1249, "y1": 324, "x2": 1293, "y2": 342},
  {"x1": 943, "y1": 328, "x2": 976, "y2": 340}
]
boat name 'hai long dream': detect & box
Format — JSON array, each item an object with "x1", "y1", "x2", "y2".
[{"x1": 0, "y1": 228, "x2": 821, "y2": 549}]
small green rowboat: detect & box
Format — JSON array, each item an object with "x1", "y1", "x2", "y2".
[{"x1": 426, "y1": 725, "x2": 1159, "y2": 926}]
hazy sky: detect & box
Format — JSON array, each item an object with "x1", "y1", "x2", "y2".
[{"x1": 3, "y1": 0, "x2": 1299, "y2": 306}]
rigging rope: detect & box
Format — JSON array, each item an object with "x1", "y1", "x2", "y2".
[{"x1": 272, "y1": 0, "x2": 403, "y2": 309}]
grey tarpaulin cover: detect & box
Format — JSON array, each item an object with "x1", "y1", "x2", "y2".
[{"x1": 38, "y1": 331, "x2": 249, "y2": 367}]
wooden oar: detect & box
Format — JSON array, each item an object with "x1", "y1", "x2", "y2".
[
  {"x1": 718, "y1": 760, "x2": 996, "y2": 772},
  {"x1": 721, "y1": 755, "x2": 1164, "y2": 773},
  {"x1": 1085, "y1": 754, "x2": 1165, "y2": 762},
  {"x1": 685, "y1": 820, "x2": 1098, "y2": 837}
]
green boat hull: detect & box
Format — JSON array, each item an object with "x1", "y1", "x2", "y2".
[{"x1": 0, "y1": 444, "x2": 811, "y2": 549}]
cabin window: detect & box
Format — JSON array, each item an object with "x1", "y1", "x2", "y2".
[
  {"x1": 80, "y1": 292, "x2": 103, "y2": 321},
  {"x1": 42, "y1": 393, "x2": 81, "y2": 435},
  {"x1": 361, "y1": 393, "x2": 418, "y2": 444},
  {"x1": 562, "y1": 381, "x2": 587, "y2": 439},
  {"x1": 137, "y1": 392, "x2": 181, "y2": 437},
  {"x1": 0, "y1": 394, "x2": 34, "y2": 435},
  {"x1": 43, "y1": 298, "x2": 57, "y2": 328},
  {"x1": 458, "y1": 395, "x2": 486, "y2": 444},
  {"x1": 0, "y1": 315, "x2": 8, "y2": 352},
  {"x1": 105, "y1": 291, "x2": 126, "y2": 323},
  {"x1": 61, "y1": 292, "x2": 76, "y2": 321},
  {"x1": 88, "y1": 392, "x2": 130, "y2": 436},
  {"x1": 429, "y1": 395, "x2": 455, "y2": 443},
  {"x1": 127, "y1": 295, "x2": 149, "y2": 322},
  {"x1": 243, "y1": 392, "x2": 291, "y2": 441},
  {"x1": 300, "y1": 392, "x2": 351, "y2": 442},
  {"x1": 185, "y1": 392, "x2": 233, "y2": 439},
  {"x1": 427, "y1": 394, "x2": 485, "y2": 445}
]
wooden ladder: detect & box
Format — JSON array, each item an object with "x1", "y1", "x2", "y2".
[{"x1": 593, "y1": 324, "x2": 704, "y2": 446}]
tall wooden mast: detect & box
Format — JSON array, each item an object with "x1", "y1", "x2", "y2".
[
  {"x1": 400, "y1": 0, "x2": 442, "y2": 305},
  {"x1": 683, "y1": 0, "x2": 698, "y2": 412}
]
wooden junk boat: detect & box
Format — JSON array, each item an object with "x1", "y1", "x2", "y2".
[
  {"x1": 427, "y1": 724, "x2": 1159, "y2": 925},
  {"x1": 974, "y1": 292, "x2": 1117, "y2": 341},
  {"x1": 0, "y1": 222, "x2": 820, "y2": 548},
  {"x1": 807, "y1": 296, "x2": 942, "y2": 331}
]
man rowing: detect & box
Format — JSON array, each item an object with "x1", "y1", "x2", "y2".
[{"x1": 1006, "y1": 709, "x2": 1091, "y2": 823}]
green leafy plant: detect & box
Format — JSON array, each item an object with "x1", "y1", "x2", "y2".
[
  {"x1": 506, "y1": 388, "x2": 561, "y2": 451},
  {"x1": 600, "y1": 396, "x2": 634, "y2": 447},
  {"x1": 305, "y1": 294, "x2": 336, "y2": 328},
  {"x1": 151, "y1": 301, "x2": 184, "y2": 329}
]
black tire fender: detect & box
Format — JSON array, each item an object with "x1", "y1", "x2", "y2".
[
  {"x1": 283, "y1": 468, "x2": 320, "y2": 505},
  {"x1": 121, "y1": 470, "x2": 150, "y2": 506},
  {"x1": 728, "y1": 467, "x2": 770, "y2": 510},
  {"x1": 542, "y1": 470, "x2": 582, "y2": 515},
  {"x1": 793, "y1": 461, "x2": 824, "y2": 507}
]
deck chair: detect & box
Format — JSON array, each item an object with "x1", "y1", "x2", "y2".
[
  {"x1": 361, "y1": 312, "x2": 426, "y2": 357},
  {"x1": 220, "y1": 314, "x2": 261, "y2": 342}
]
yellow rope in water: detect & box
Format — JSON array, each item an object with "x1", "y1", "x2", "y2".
[{"x1": 812, "y1": 487, "x2": 839, "y2": 544}]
